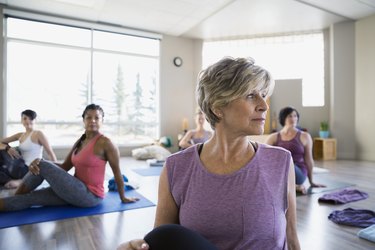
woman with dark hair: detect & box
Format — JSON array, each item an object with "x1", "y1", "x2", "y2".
[
  {"x1": 266, "y1": 106, "x2": 326, "y2": 194},
  {"x1": 0, "y1": 109, "x2": 57, "y2": 189},
  {"x1": 0, "y1": 104, "x2": 138, "y2": 211}
]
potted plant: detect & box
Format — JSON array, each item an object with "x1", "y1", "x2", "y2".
[{"x1": 319, "y1": 121, "x2": 330, "y2": 138}]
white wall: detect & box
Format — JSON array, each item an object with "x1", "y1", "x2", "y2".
[
  {"x1": 355, "y1": 14, "x2": 375, "y2": 161},
  {"x1": 271, "y1": 79, "x2": 329, "y2": 136},
  {"x1": 330, "y1": 21, "x2": 356, "y2": 159},
  {"x1": 159, "y1": 35, "x2": 203, "y2": 153}
]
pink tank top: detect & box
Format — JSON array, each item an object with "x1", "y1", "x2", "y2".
[{"x1": 71, "y1": 133, "x2": 106, "y2": 198}]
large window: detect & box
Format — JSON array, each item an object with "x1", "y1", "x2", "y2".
[
  {"x1": 203, "y1": 33, "x2": 324, "y2": 106},
  {"x1": 5, "y1": 17, "x2": 160, "y2": 147}
]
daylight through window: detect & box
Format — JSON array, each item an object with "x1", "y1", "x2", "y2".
[
  {"x1": 203, "y1": 33, "x2": 324, "y2": 106},
  {"x1": 5, "y1": 17, "x2": 160, "y2": 146}
]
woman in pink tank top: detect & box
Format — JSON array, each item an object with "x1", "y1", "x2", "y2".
[{"x1": 0, "y1": 104, "x2": 138, "y2": 212}]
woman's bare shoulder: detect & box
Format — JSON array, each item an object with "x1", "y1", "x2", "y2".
[
  {"x1": 264, "y1": 132, "x2": 278, "y2": 144},
  {"x1": 300, "y1": 130, "x2": 312, "y2": 139}
]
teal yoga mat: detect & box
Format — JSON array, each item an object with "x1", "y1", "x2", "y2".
[{"x1": 0, "y1": 189, "x2": 155, "y2": 229}]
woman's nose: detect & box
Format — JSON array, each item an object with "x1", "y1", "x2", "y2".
[{"x1": 257, "y1": 96, "x2": 268, "y2": 112}]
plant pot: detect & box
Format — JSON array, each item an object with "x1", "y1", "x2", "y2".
[{"x1": 319, "y1": 131, "x2": 330, "y2": 138}]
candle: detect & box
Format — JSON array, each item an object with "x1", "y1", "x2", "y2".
[{"x1": 182, "y1": 118, "x2": 188, "y2": 131}]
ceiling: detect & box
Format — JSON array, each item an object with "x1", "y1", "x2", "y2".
[{"x1": 0, "y1": 0, "x2": 375, "y2": 40}]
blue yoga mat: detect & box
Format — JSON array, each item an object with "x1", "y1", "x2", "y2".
[
  {"x1": 0, "y1": 189, "x2": 155, "y2": 229},
  {"x1": 132, "y1": 167, "x2": 163, "y2": 176}
]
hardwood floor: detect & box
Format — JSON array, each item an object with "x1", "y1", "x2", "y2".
[{"x1": 1, "y1": 158, "x2": 375, "y2": 250}]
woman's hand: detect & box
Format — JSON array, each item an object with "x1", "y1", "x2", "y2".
[
  {"x1": 121, "y1": 196, "x2": 140, "y2": 203},
  {"x1": 117, "y1": 239, "x2": 149, "y2": 250},
  {"x1": 310, "y1": 182, "x2": 326, "y2": 188},
  {"x1": 7, "y1": 147, "x2": 21, "y2": 159},
  {"x1": 29, "y1": 158, "x2": 42, "y2": 175}
]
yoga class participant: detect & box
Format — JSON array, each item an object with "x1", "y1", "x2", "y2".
[
  {"x1": 178, "y1": 109, "x2": 212, "y2": 150},
  {"x1": 117, "y1": 57, "x2": 301, "y2": 250},
  {"x1": 0, "y1": 109, "x2": 57, "y2": 189},
  {"x1": 266, "y1": 106, "x2": 326, "y2": 194},
  {"x1": 0, "y1": 104, "x2": 138, "y2": 211}
]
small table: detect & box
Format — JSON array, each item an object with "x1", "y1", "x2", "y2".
[{"x1": 313, "y1": 138, "x2": 337, "y2": 160}]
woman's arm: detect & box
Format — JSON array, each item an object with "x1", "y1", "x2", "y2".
[
  {"x1": 55, "y1": 140, "x2": 77, "y2": 172},
  {"x1": 37, "y1": 130, "x2": 57, "y2": 161},
  {"x1": 301, "y1": 132, "x2": 325, "y2": 188},
  {"x1": 1, "y1": 133, "x2": 23, "y2": 158},
  {"x1": 265, "y1": 132, "x2": 277, "y2": 145},
  {"x1": 178, "y1": 130, "x2": 194, "y2": 149},
  {"x1": 116, "y1": 163, "x2": 179, "y2": 250},
  {"x1": 154, "y1": 166, "x2": 179, "y2": 226},
  {"x1": 104, "y1": 137, "x2": 138, "y2": 203},
  {"x1": 1, "y1": 133, "x2": 22, "y2": 146},
  {"x1": 286, "y1": 159, "x2": 301, "y2": 250}
]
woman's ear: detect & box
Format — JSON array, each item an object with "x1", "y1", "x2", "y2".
[{"x1": 212, "y1": 108, "x2": 223, "y2": 118}]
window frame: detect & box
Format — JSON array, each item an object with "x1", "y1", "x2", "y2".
[{"x1": 3, "y1": 11, "x2": 161, "y2": 147}]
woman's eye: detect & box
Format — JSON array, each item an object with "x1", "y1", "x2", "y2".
[{"x1": 247, "y1": 94, "x2": 255, "y2": 99}]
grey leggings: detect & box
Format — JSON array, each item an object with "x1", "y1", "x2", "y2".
[{"x1": 2, "y1": 160, "x2": 102, "y2": 211}]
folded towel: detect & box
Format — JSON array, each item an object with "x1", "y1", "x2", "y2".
[
  {"x1": 318, "y1": 189, "x2": 369, "y2": 204},
  {"x1": 328, "y1": 208, "x2": 375, "y2": 228},
  {"x1": 108, "y1": 175, "x2": 135, "y2": 191},
  {"x1": 358, "y1": 224, "x2": 375, "y2": 243}
]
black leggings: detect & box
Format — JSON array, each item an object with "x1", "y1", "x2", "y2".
[
  {"x1": 0, "y1": 149, "x2": 28, "y2": 184},
  {"x1": 144, "y1": 224, "x2": 218, "y2": 250}
]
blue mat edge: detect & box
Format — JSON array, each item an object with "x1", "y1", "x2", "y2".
[
  {"x1": 132, "y1": 167, "x2": 163, "y2": 176},
  {"x1": 0, "y1": 189, "x2": 155, "y2": 229}
]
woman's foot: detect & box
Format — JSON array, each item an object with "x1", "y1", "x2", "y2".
[
  {"x1": 296, "y1": 184, "x2": 307, "y2": 195},
  {"x1": 14, "y1": 182, "x2": 30, "y2": 195},
  {"x1": 4, "y1": 179, "x2": 23, "y2": 189}
]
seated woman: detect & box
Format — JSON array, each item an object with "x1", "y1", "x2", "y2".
[
  {"x1": 117, "y1": 57, "x2": 300, "y2": 250},
  {"x1": 0, "y1": 104, "x2": 138, "y2": 212},
  {"x1": 0, "y1": 109, "x2": 57, "y2": 189},
  {"x1": 266, "y1": 106, "x2": 326, "y2": 194},
  {"x1": 178, "y1": 109, "x2": 212, "y2": 150}
]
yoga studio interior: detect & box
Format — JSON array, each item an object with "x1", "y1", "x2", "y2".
[{"x1": 1, "y1": 0, "x2": 375, "y2": 249}]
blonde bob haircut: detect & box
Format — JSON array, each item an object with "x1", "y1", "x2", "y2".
[{"x1": 196, "y1": 57, "x2": 274, "y2": 129}]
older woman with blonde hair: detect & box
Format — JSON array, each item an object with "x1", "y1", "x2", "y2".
[{"x1": 118, "y1": 57, "x2": 301, "y2": 250}]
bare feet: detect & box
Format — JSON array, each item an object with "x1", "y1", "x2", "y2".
[
  {"x1": 15, "y1": 182, "x2": 30, "y2": 195},
  {"x1": 4, "y1": 179, "x2": 23, "y2": 189},
  {"x1": 296, "y1": 185, "x2": 307, "y2": 195}
]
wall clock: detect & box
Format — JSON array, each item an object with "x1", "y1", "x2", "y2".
[{"x1": 173, "y1": 57, "x2": 183, "y2": 67}]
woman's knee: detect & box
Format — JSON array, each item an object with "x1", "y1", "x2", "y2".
[
  {"x1": 38, "y1": 159, "x2": 53, "y2": 168},
  {"x1": 144, "y1": 224, "x2": 218, "y2": 250}
]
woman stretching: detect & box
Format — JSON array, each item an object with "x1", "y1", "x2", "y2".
[
  {"x1": 0, "y1": 109, "x2": 57, "y2": 189},
  {"x1": 0, "y1": 104, "x2": 138, "y2": 211}
]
